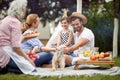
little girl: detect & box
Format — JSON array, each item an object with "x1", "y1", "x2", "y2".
[{"x1": 57, "y1": 17, "x2": 74, "y2": 48}]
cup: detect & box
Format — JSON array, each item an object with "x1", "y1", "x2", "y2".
[{"x1": 94, "y1": 47, "x2": 99, "y2": 52}]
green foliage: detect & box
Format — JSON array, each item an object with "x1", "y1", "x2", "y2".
[
  {"x1": 27, "y1": 0, "x2": 76, "y2": 26},
  {"x1": 87, "y1": 17, "x2": 114, "y2": 52},
  {"x1": 83, "y1": 1, "x2": 120, "y2": 54}
]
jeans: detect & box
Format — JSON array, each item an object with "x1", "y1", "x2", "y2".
[
  {"x1": 70, "y1": 52, "x2": 76, "y2": 57},
  {"x1": 34, "y1": 52, "x2": 53, "y2": 67},
  {"x1": 0, "y1": 67, "x2": 8, "y2": 74},
  {"x1": 7, "y1": 58, "x2": 23, "y2": 74}
]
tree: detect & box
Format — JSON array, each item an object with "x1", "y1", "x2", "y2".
[
  {"x1": 82, "y1": 0, "x2": 120, "y2": 56},
  {"x1": 103, "y1": 0, "x2": 119, "y2": 57},
  {"x1": 27, "y1": 0, "x2": 76, "y2": 25},
  {"x1": 112, "y1": 0, "x2": 119, "y2": 57},
  {"x1": 0, "y1": 0, "x2": 76, "y2": 25}
]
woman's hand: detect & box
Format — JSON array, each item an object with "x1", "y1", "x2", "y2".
[
  {"x1": 13, "y1": 47, "x2": 36, "y2": 66},
  {"x1": 27, "y1": 57, "x2": 35, "y2": 66},
  {"x1": 51, "y1": 48, "x2": 57, "y2": 52},
  {"x1": 41, "y1": 47, "x2": 57, "y2": 52}
]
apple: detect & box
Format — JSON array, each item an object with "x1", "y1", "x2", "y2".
[
  {"x1": 104, "y1": 52, "x2": 110, "y2": 57},
  {"x1": 95, "y1": 54, "x2": 99, "y2": 59},
  {"x1": 99, "y1": 52, "x2": 104, "y2": 58},
  {"x1": 90, "y1": 55, "x2": 96, "y2": 61}
]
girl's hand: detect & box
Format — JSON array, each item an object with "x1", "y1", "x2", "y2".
[
  {"x1": 59, "y1": 45, "x2": 66, "y2": 48},
  {"x1": 63, "y1": 47, "x2": 69, "y2": 54}
]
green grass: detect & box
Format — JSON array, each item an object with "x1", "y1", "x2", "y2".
[
  {"x1": 0, "y1": 73, "x2": 39, "y2": 80},
  {"x1": 0, "y1": 57, "x2": 120, "y2": 80},
  {"x1": 113, "y1": 57, "x2": 120, "y2": 67},
  {"x1": 42, "y1": 75, "x2": 120, "y2": 80}
]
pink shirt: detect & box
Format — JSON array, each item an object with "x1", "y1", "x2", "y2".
[{"x1": 0, "y1": 16, "x2": 22, "y2": 68}]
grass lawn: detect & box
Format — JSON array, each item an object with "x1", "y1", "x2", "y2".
[{"x1": 0, "y1": 57, "x2": 120, "y2": 80}]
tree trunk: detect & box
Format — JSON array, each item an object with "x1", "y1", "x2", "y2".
[
  {"x1": 113, "y1": 18, "x2": 119, "y2": 57},
  {"x1": 113, "y1": 0, "x2": 119, "y2": 57},
  {"x1": 77, "y1": 0, "x2": 82, "y2": 13}
]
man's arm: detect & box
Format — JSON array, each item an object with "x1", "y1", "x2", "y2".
[{"x1": 64, "y1": 38, "x2": 89, "y2": 53}]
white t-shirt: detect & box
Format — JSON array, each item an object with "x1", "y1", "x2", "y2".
[{"x1": 73, "y1": 27, "x2": 95, "y2": 55}]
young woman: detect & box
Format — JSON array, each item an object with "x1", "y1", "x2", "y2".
[{"x1": 21, "y1": 14, "x2": 56, "y2": 67}]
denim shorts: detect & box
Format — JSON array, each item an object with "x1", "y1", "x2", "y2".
[
  {"x1": 69, "y1": 52, "x2": 76, "y2": 58},
  {"x1": 65, "y1": 52, "x2": 76, "y2": 67}
]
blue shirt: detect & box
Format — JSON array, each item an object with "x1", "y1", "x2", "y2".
[{"x1": 21, "y1": 30, "x2": 44, "y2": 52}]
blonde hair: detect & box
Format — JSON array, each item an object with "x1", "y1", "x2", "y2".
[
  {"x1": 21, "y1": 14, "x2": 39, "y2": 33},
  {"x1": 7, "y1": 0, "x2": 27, "y2": 18}
]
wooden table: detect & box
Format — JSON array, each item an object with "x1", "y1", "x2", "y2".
[{"x1": 73, "y1": 60, "x2": 115, "y2": 70}]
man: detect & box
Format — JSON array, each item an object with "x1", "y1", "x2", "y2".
[{"x1": 64, "y1": 12, "x2": 95, "y2": 65}]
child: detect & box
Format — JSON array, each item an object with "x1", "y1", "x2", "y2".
[{"x1": 57, "y1": 17, "x2": 74, "y2": 48}]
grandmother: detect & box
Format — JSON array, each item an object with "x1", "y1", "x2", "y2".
[{"x1": 0, "y1": 0, "x2": 36, "y2": 74}]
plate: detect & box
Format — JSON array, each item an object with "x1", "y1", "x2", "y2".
[
  {"x1": 98, "y1": 58, "x2": 111, "y2": 61},
  {"x1": 23, "y1": 32, "x2": 40, "y2": 39}
]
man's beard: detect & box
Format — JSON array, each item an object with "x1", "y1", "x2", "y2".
[{"x1": 75, "y1": 26, "x2": 82, "y2": 32}]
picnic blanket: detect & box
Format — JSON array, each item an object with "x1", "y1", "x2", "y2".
[{"x1": 30, "y1": 65, "x2": 120, "y2": 78}]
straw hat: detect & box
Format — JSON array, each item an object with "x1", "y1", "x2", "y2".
[{"x1": 69, "y1": 12, "x2": 87, "y2": 24}]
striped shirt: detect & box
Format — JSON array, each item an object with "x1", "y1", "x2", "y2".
[
  {"x1": 21, "y1": 30, "x2": 44, "y2": 52},
  {"x1": 0, "y1": 16, "x2": 22, "y2": 68}
]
